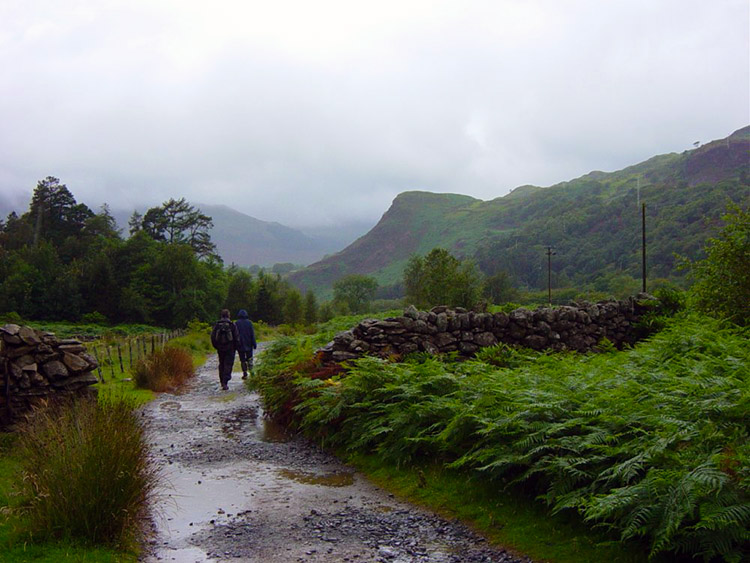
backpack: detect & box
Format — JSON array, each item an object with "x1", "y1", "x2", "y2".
[{"x1": 215, "y1": 321, "x2": 234, "y2": 348}]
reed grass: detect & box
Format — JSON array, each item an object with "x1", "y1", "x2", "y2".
[
  {"x1": 133, "y1": 346, "x2": 195, "y2": 392},
  {"x1": 15, "y1": 395, "x2": 159, "y2": 550}
]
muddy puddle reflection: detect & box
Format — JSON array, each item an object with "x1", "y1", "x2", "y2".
[
  {"x1": 254, "y1": 415, "x2": 291, "y2": 443},
  {"x1": 277, "y1": 468, "x2": 354, "y2": 487},
  {"x1": 218, "y1": 404, "x2": 291, "y2": 443}
]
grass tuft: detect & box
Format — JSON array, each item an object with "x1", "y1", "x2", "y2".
[
  {"x1": 15, "y1": 395, "x2": 159, "y2": 550},
  {"x1": 133, "y1": 346, "x2": 195, "y2": 392}
]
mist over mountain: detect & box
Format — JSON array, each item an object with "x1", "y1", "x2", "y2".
[
  {"x1": 2, "y1": 188, "x2": 370, "y2": 268},
  {"x1": 110, "y1": 204, "x2": 361, "y2": 267},
  {"x1": 289, "y1": 126, "x2": 750, "y2": 295}
]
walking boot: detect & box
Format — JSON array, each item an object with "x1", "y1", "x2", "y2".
[{"x1": 241, "y1": 360, "x2": 248, "y2": 379}]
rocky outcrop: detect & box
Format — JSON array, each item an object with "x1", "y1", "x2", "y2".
[
  {"x1": 319, "y1": 295, "x2": 657, "y2": 363},
  {"x1": 1, "y1": 324, "x2": 99, "y2": 425}
]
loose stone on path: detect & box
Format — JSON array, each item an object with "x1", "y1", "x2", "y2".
[{"x1": 140, "y1": 346, "x2": 532, "y2": 562}]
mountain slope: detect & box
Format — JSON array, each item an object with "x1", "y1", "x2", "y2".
[
  {"x1": 197, "y1": 204, "x2": 327, "y2": 266},
  {"x1": 290, "y1": 126, "x2": 750, "y2": 294},
  {"x1": 111, "y1": 204, "x2": 334, "y2": 267}
]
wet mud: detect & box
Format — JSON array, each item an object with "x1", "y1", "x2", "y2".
[{"x1": 141, "y1": 347, "x2": 531, "y2": 563}]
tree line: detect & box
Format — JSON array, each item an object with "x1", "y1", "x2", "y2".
[
  {"x1": 0, "y1": 177, "x2": 321, "y2": 328},
  {"x1": 2, "y1": 177, "x2": 745, "y2": 327}
]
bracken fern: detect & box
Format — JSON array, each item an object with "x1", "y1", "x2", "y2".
[{"x1": 258, "y1": 313, "x2": 749, "y2": 560}]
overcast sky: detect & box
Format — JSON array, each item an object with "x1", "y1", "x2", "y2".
[{"x1": 1, "y1": 0, "x2": 748, "y2": 228}]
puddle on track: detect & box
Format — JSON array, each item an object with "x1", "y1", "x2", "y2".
[
  {"x1": 277, "y1": 468, "x2": 354, "y2": 487},
  {"x1": 253, "y1": 415, "x2": 291, "y2": 443},
  {"x1": 142, "y1": 351, "x2": 529, "y2": 563}
]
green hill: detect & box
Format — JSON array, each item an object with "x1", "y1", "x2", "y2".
[{"x1": 290, "y1": 126, "x2": 750, "y2": 295}]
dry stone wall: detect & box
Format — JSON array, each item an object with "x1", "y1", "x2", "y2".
[
  {"x1": 1, "y1": 324, "x2": 99, "y2": 425},
  {"x1": 319, "y1": 295, "x2": 657, "y2": 363}
]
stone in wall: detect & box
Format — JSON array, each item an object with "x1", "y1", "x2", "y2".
[
  {"x1": 318, "y1": 294, "x2": 658, "y2": 364},
  {"x1": 0, "y1": 324, "x2": 99, "y2": 426}
]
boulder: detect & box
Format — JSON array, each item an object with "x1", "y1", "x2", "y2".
[
  {"x1": 458, "y1": 342, "x2": 479, "y2": 355},
  {"x1": 493, "y1": 312, "x2": 510, "y2": 328},
  {"x1": 331, "y1": 351, "x2": 359, "y2": 362},
  {"x1": 42, "y1": 360, "x2": 69, "y2": 380},
  {"x1": 398, "y1": 342, "x2": 419, "y2": 355},
  {"x1": 474, "y1": 332, "x2": 498, "y2": 347},
  {"x1": 349, "y1": 340, "x2": 370, "y2": 353},
  {"x1": 403, "y1": 305, "x2": 419, "y2": 319},
  {"x1": 63, "y1": 352, "x2": 90, "y2": 373},
  {"x1": 18, "y1": 326, "x2": 41, "y2": 346},
  {"x1": 0, "y1": 324, "x2": 21, "y2": 336},
  {"x1": 7, "y1": 345, "x2": 36, "y2": 359},
  {"x1": 434, "y1": 333, "x2": 457, "y2": 348},
  {"x1": 2, "y1": 333, "x2": 22, "y2": 345},
  {"x1": 58, "y1": 343, "x2": 86, "y2": 354},
  {"x1": 523, "y1": 335, "x2": 548, "y2": 350},
  {"x1": 51, "y1": 373, "x2": 99, "y2": 389}
]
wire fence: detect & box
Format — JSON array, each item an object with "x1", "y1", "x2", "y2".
[{"x1": 89, "y1": 330, "x2": 186, "y2": 383}]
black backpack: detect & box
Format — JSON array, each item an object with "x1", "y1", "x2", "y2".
[{"x1": 215, "y1": 321, "x2": 234, "y2": 348}]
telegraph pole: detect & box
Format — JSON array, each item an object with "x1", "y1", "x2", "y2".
[
  {"x1": 546, "y1": 246, "x2": 556, "y2": 305},
  {"x1": 641, "y1": 203, "x2": 647, "y2": 293}
]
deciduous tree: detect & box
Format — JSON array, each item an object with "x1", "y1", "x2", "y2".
[
  {"x1": 404, "y1": 248, "x2": 483, "y2": 309},
  {"x1": 683, "y1": 203, "x2": 749, "y2": 325},
  {"x1": 333, "y1": 274, "x2": 378, "y2": 313}
]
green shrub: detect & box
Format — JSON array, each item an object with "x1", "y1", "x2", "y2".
[
  {"x1": 652, "y1": 284, "x2": 686, "y2": 316},
  {"x1": 187, "y1": 318, "x2": 211, "y2": 334},
  {"x1": 81, "y1": 311, "x2": 108, "y2": 325},
  {"x1": 682, "y1": 203, "x2": 750, "y2": 326},
  {"x1": 133, "y1": 346, "x2": 194, "y2": 391},
  {"x1": 0, "y1": 311, "x2": 22, "y2": 323},
  {"x1": 16, "y1": 395, "x2": 158, "y2": 549}
]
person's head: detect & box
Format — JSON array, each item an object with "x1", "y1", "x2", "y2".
[
  {"x1": 237, "y1": 309, "x2": 248, "y2": 319},
  {"x1": 220, "y1": 308, "x2": 230, "y2": 319}
]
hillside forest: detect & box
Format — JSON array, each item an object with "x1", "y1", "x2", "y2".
[{"x1": 0, "y1": 177, "x2": 317, "y2": 327}]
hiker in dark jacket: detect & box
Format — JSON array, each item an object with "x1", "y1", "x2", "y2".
[
  {"x1": 211, "y1": 309, "x2": 240, "y2": 390},
  {"x1": 234, "y1": 309, "x2": 257, "y2": 379}
]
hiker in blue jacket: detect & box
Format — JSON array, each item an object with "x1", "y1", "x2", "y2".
[
  {"x1": 211, "y1": 309, "x2": 239, "y2": 390},
  {"x1": 234, "y1": 309, "x2": 257, "y2": 379}
]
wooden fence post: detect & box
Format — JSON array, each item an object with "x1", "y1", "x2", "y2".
[
  {"x1": 128, "y1": 340, "x2": 133, "y2": 368},
  {"x1": 92, "y1": 348, "x2": 104, "y2": 383},
  {"x1": 117, "y1": 344, "x2": 124, "y2": 373},
  {"x1": 106, "y1": 347, "x2": 115, "y2": 380}
]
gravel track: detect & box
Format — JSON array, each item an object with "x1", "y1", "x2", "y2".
[{"x1": 141, "y1": 347, "x2": 532, "y2": 563}]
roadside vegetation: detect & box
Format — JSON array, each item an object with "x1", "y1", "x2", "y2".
[
  {"x1": 252, "y1": 207, "x2": 749, "y2": 562},
  {"x1": 254, "y1": 311, "x2": 748, "y2": 562},
  {"x1": 0, "y1": 323, "x2": 212, "y2": 561}
]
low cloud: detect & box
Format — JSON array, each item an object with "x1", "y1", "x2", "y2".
[{"x1": 1, "y1": 0, "x2": 747, "y2": 227}]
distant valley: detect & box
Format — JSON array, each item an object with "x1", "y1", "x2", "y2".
[{"x1": 0, "y1": 196, "x2": 370, "y2": 268}]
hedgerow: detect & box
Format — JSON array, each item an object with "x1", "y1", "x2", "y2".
[{"x1": 255, "y1": 313, "x2": 749, "y2": 561}]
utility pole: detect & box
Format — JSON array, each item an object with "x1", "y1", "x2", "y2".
[
  {"x1": 546, "y1": 246, "x2": 556, "y2": 305},
  {"x1": 636, "y1": 175, "x2": 641, "y2": 207},
  {"x1": 641, "y1": 203, "x2": 647, "y2": 293}
]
